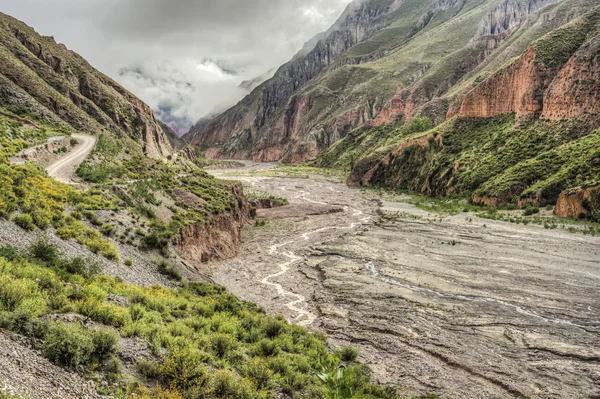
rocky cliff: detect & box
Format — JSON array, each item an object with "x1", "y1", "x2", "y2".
[
  {"x1": 172, "y1": 183, "x2": 250, "y2": 264},
  {"x1": 555, "y1": 186, "x2": 600, "y2": 219},
  {"x1": 0, "y1": 13, "x2": 172, "y2": 158}
]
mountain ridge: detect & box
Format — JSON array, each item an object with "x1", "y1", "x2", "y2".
[{"x1": 0, "y1": 12, "x2": 172, "y2": 158}]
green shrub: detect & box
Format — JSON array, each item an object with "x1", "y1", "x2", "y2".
[
  {"x1": 84, "y1": 211, "x2": 103, "y2": 227},
  {"x1": 14, "y1": 214, "x2": 35, "y2": 231},
  {"x1": 64, "y1": 256, "x2": 103, "y2": 277},
  {"x1": 156, "y1": 259, "x2": 182, "y2": 282},
  {"x1": 137, "y1": 358, "x2": 161, "y2": 381},
  {"x1": 124, "y1": 258, "x2": 134, "y2": 267},
  {"x1": 91, "y1": 329, "x2": 119, "y2": 361},
  {"x1": 100, "y1": 224, "x2": 116, "y2": 237},
  {"x1": 43, "y1": 322, "x2": 94, "y2": 369},
  {"x1": 243, "y1": 358, "x2": 273, "y2": 389},
  {"x1": 253, "y1": 339, "x2": 280, "y2": 357},
  {"x1": 30, "y1": 237, "x2": 61, "y2": 266},
  {"x1": 336, "y1": 346, "x2": 359, "y2": 362},
  {"x1": 523, "y1": 206, "x2": 540, "y2": 216},
  {"x1": 210, "y1": 333, "x2": 235, "y2": 358},
  {"x1": 264, "y1": 319, "x2": 284, "y2": 338},
  {"x1": 160, "y1": 349, "x2": 209, "y2": 390}
]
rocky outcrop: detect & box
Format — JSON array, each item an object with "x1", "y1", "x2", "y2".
[
  {"x1": 459, "y1": 47, "x2": 548, "y2": 118},
  {"x1": 555, "y1": 186, "x2": 600, "y2": 218},
  {"x1": 172, "y1": 183, "x2": 250, "y2": 264},
  {"x1": 461, "y1": 8, "x2": 600, "y2": 121},
  {"x1": 0, "y1": 13, "x2": 171, "y2": 158},
  {"x1": 477, "y1": 0, "x2": 558, "y2": 37},
  {"x1": 541, "y1": 35, "x2": 600, "y2": 128}
]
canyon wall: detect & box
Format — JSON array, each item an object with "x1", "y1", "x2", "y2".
[{"x1": 172, "y1": 183, "x2": 250, "y2": 264}]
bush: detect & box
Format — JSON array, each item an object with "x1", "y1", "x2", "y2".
[
  {"x1": 156, "y1": 259, "x2": 182, "y2": 282},
  {"x1": 84, "y1": 211, "x2": 103, "y2": 227},
  {"x1": 160, "y1": 349, "x2": 209, "y2": 390},
  {"x1": 523, "y1": 206, "x2": 540, "y2": 216},
  {"x1": 100, "y1": 224, "x2": 116, "y2": 237},
  {"x1": 43, "y1": 322, "x2": 94, "y2": 369},
  {"x1": 243, "y1": 358, "x2": 273, "y2": 389},
  {"x1": 64, "y1": 256, "x2": 103, "y2": 277},
  {"x1": 30, "y1": 237, "x2": 61, "y2": 266},
  {"x1": 336, "y1": 346, "x2": 359, "y2": 362},
  {"x1": 264, "y1": 319, "x2": 284, "y2": 338},
  {"x1": 14, "y1": 214, "x2": 35, "y2": 231},
  {"x1": 137, "y1": 359, "x2": 161, "y2": 381},
  {"x1": 124, "y1": 258, "x2": 134, "y2": 267},
  {"x1": 210, "y1": 333, "x2": 235, "y2": 358},
  {"x1": 91, "y1": 329, "x2": 119, "y2": 361}
]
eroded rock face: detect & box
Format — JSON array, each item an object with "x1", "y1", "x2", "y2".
[
  {"x1": 555, "y1": 186, "x2": 600, "y2": 218},
  {"x1": 459, "y1": 47, "x2": 548, "y2": 118},
  {"x1": 542, "y1": 35, "x2": 600, "y2": 128},
  {"x1": 172, "y1": 183, "x2": 250, "y2": 264}
]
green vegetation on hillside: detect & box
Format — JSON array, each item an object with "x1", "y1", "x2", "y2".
[
  {"x1": 0, "y1": 240, "x2": 400, "y2": 399},
  {"x1": 350, "y1": 115, "x2": 600, "y2": 206},
  {"x1": 317, "y1": 117, "x2": 434, "y2": 170},
  {"x1": 0, "y1": 114, "x2": 119, "y2": 260}
]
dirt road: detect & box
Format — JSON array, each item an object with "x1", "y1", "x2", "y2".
[
  {"x1": 208, "y1": 164, "x2": 600, "y2": 399},
  {"x1": 46, "y1": 133, "x2": 96, "y2": 183}
]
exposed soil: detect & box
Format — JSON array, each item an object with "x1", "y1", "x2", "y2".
[{"x1": 208, "y1": 164, "x2": 600, "y2": 399}]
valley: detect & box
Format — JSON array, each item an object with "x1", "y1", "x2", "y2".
[{"x1": 208, "y1": 163, "x2": 600, "y2": 399}]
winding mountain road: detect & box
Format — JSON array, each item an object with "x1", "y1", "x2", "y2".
[{"x1": 46, "y1": 133, "x2": 96, "y2": 184}]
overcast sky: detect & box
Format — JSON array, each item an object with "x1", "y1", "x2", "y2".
[{"x1": 1, "y1": 0, "x2": 351, "y2": 134}]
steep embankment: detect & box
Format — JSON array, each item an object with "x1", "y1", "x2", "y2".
[
  {"x1": 0, "y1": 13, "x2": 171, "y2": 158},
  {"x1": 348, "y1": 8, "x2": 600, "y2": 211},
  {"x1": 187, "y1": 0, "x2": 599, "y2": 163}
]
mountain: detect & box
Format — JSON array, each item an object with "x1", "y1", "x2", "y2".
[
  {"x1": 187, "y1": 0, "x2": 599, "y2": 164},
  {"x1": 0, "y1": 13, "x2": 171, "y2": 158},
  {"x1": 347, "y1": 6, "x2": 600, "y2": 211}
]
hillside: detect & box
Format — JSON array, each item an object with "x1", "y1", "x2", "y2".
[
  {"x1": 347, "y1": 6, "x2": 600, "y2": 214},
  {"x1": 0, "y1": 13, "x2": 171, "y2": 158},
  {"x1": 185, "y1": 0, "x2": 600, "y2": 163}
]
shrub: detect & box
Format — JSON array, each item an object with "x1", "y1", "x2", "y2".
[
  {"x1": 64, "y1": 256, "x2": 103, "y2": 277},
  {"x1": 91, "y1": 329, "x2": 120, "y2": 361},
  {"x1": 100, "y1": 224, "x2": 116, "y2": 237},
  {"x1": 253, "y1": 339, "x2": 280, "y2": 357},
  {"x1": 210, "y1": 333, "x2": 235, "y2": 358},
  {"x1": 30, "y1": 237, "x2": 61, "y2": 266},
  {"x1": 243, "y1": 358, "x2": 273, "y2": 389},
  {"x1": 0, "y1": 278, "x2": 27, "y2": 312},
  {"x1": 137, "y1": 359, "x2": 161, "y2": 380},
  {"x1": 264, "y1": 319, "x2": 284, "y2": 338},
  {"x1": 14, "y1": 214, "x2": 35, "y2": 231},
  {"x1": 523, "y1": 206, "x2": 540, "y2": 216},
  {"x1": 84, "y1": 211, "x2": 103, "y2": 227},
  {"x1": 160, "y1": 349, "x2": 209, "y2": 390},
  {"x1": 43, "y1": 322, "x2": 94, "y2": 369},
  {"x1": 156, "y1": 259, "x2": 182, "y2": 282},
  {"x1": 336, "y1": 346, "x2": 359, "y2": 362},
  {"x1": 209, "y1": 370, "x2": 256, "y2": 399},
  {"x1": 124, "y1": 258, "x2": 134, "y2": 267}
]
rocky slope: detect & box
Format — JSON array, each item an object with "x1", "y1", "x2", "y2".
[
  {"x1": 0, "y1": 13, "x2": 171, "y2": 158},
  {"x1": 347, "y1": 7, "x2": 600, "y2": 209},
  {"x1": 186, "y1": 0, "x2": 599, "y2": 163}
]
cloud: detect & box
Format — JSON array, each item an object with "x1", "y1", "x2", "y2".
[{"x1": 1, "y1": 0, "x2": 352, "y2": 133}]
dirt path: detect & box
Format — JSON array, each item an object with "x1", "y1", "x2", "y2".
[
  {"x1": 208, "y1": 164, "x2": 600, "y2": 399},
  {"x1": 46, "y1": 133, "x2": 96, "y2": 184}
]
